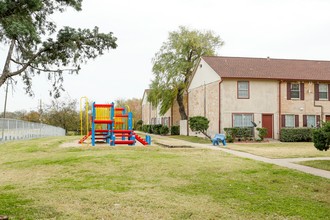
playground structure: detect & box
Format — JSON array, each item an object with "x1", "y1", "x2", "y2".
[{"x1": 79, "y1": 100, "x2": 151, "y2": 146}]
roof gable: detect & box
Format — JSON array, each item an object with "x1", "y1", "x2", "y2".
[
  {"x1": 202, "y1": 56, "x2": 330, "y2": 81},
  {"x1": 142, "y1": 89, "x2": 150, "y2": 104},
  {"x1": 189, "y1": 58, "x2": 221, "y2": 90}
]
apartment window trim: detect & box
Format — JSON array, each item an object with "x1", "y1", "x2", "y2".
[
  {"x1": 232, "y1": 113, "x2": 254, "y2": 128},
  {"x1": 307, "y1": 115, "x2": 316, "y2": 128},
  {"x1": 319, "y1": 83, "x2": 329, "y2": 100},
  {"x1": 237, "y1": 81, "x2": 250, "y2": 99},
  {"x1": 290, "y1": 83, "x2": 300, "y2": 100},
  {"x1": 285, "y1": 114, "x2": 295, "y2": 128}
]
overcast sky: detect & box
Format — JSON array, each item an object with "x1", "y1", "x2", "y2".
[{"x1": 1, "y1": 0, "x2": 330, "y2": 112}]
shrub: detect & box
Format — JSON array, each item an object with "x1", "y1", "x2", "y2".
[
  {"x1": 152, "y1": 124, "x2": 162, "y2": 134},
  {"x1": 256, "y1": 127, "x2": 268, "y2": 141},
  {"x1": 224, "y1": 127, "x2": 253, "y2": 142},
  {"x1": 237, "y1": 127, "x2": 253, "y2": 141},
  {"x1": 189, "y1": 116, "x2": 210, "y2": 139},
  {"x1": 67, "y1": 131, "x2": 77, "y2": 136},
  {"x1": 159, "y1": 126, "x2": 169, "y2": 135},
  {"x1": 136, "y1": 119, "x2": 143, "y2": 126},
  {"x1": 171, "y1": 125, "x2": 180, "y2": 135},
  {"x1": 224, "y1": 127, "x2": 239, "y2": 140},
  {"x1": 313, "y1": 122, "x2": 330, "y2": 151},
  {"x1": 225, "y1": 134, "x2": 234, "y2": 143},
  {"x1": 141, "y1": 125, "x2": 152, "y2": 133},
  {"x1": 136, "y1": 119, "x2": 143, "y2": 131},
  {"x1": 280, "y1": 128, "x2": 313, "y2": 142}
]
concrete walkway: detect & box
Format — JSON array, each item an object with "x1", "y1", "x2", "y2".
[{"x1": 147, "y1": 133, "x2": 330, "y2": 179}]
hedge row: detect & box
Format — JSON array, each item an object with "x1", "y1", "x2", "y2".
[
  {"x1": 139, "y1": 124, "x2": 168, "y2": 135},
  {"x1": 280, "y1": 128, "x2": 314, "y2": 142},
  {"x1": 224, "y1": 127, "x2": 254, "y2": 142},
  {"x1": 170, "y1": 126, "x2": 180, "y2": 135},
  {"x1": 140, "y1": 124, "x2": 180, "y2": 135}
]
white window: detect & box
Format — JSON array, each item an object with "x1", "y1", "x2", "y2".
[
  {"x1": 291, "y1": 83, "x2": 300, "y2": 99},
  {"x1": 233, "y1": 114, "x2": 253, "y2": 127},
  {"x1": 238, "y1": 81, "x2": 249, "y2": 99},
  {"x1": 319, "y1": 84, "x2": 328, "y2": 100},
  {"x1": 307, "y1": 115, "x2": 316, "y2": 128},
  {"x1": 285, "y1": 115, "x2": 295, "y2": 127}
]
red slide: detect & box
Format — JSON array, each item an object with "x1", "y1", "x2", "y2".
[
  {"x1": 78, "y1": 131, "x2": 91, "y2": 144},
  {"x1": 133, "y1": 132, "x2": 148, "y2": 145}
]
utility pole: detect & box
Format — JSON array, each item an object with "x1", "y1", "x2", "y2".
[
  {"x1": 1, "y1": 79, "x2": 9, "y2": 140},
  {"x1": 3, "y1": 79, "x2": 9, "y2": 118},
  {"x1": 38, "y1": 99, "x2": 43, "y2": 123}
]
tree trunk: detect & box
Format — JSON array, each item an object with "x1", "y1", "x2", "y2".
[
  {"x1": 176, "y1": 87, "x2": 187, "y2": 120},
  {"x1": 202, "y1": 131, "x2": 212, "y2": 140},
  {"x1": 0, "y1": 39, "x2": 15, "y2": 87}
]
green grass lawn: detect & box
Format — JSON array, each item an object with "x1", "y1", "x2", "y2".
[
  {"x1": 0, "y1": 137, "x2": 329, "y2": 219},
  {"x1": 227, "y1": 142, "x2": 330, "y2": 159},
  {"x1": 298, "y1": 160, "x2": 330, "y2": 171},
  {"x1": 169, "y1": 135, "x2": 211, "y2": 144}
]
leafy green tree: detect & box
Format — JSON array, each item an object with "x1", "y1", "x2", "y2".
[
  {"x1": 313, "y1": 122, "x2": 330, "y2": 151},
  {"x1": 21, "y1": 111, "x2": 41, "y2": 123},
  {"x1": 189, "y1": 116, "x2": 211, "y2": 139},
  {"x1": 149, "y1": 26, "x2": 223, "y2": 119},
  {"x1": 0, "y1": 0, "x2": 117, "y2": 97}
]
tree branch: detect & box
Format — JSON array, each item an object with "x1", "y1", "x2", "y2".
[
  {"x1": 30, "y1": 65, "x2": 78, "y2": 74},
  {"x1": 8, "y1": 47, "x2": 49, "y2": 77},
  {"x1": 10, "y1": 58, "x2": 77, "y2": 73}
]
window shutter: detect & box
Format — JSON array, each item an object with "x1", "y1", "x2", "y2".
[
  {"x1": 295, "y1": 115, "x2": 299, "y2": 127},
  {"x1": 300, "y1": 83, "x2": 304, "y2": 100},
  {"x1": 328, "y1": 84, "x2": 330, "y2": 101},
  {"x1": 287, "y1": 82, "x2": 291, "y2": 100},
  {"x1": 281, "y1": 115, "x2": 286, "y2": 127},
  {"x1": 316, "y1": 115, "x2": 321, "y2": 127},
  {"x1": 314, "y1": 83, "x2": 319, "y2": 101},
  {"x1": 303, "y1": 115, "x2": 307, "y2": 127}
]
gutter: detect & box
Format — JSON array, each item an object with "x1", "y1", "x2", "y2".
[
  {"x1": 219, "y1": 79, "x2": 223, "y2": 133},
  {"x1": 187, "y1": 90, "x2": 190, "y2": 136},
  {"x1": 314, "y1": 99, "x2": 323, "y2": 125},
  {"x1": 278, "y1": 81, "x2": 282, "y2": 139}
]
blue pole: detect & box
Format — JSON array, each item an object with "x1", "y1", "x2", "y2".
[
  {"x1": 110, "y1": 102, "x2": 115, "y2": 146},
  {"x1": 128, "y1": 112, "x2": 133, "y2": 130},
  {"x1": 106, "y1": 104, "x2": 111, "y2": 144},
  {"x1": 122, "y1": 108, "x2": 126, "y2": 140},
  {"x1": 128, "y1": 112, "x2": 133, "y2": 142},
  {"x1": 91, "y1": 102, "x2": 96, "y2": 146}
]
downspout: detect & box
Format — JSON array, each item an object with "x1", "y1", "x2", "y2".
[
  {"x1": 219, "y1": 79, "x2": 223, "y2": 133},
  {"x1": 187, "y1": 90, "x2": 189, "y2": 136},
  {"x1": 278, "y1": 81, "x2": 282, "y2": 140},
  {"x1": 203, "y1": 82, "x2": 206, "y2": 117},
  {"x1": 313, "y1": 83, "x2": 323, "y2": 124},
  {"x1": 314, "y1": 102, "x2": 323, "y2": 123}
]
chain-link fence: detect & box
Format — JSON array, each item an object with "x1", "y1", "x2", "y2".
[{"x1": 0, "y1": 118, "x2": 65, "y2": 142}]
